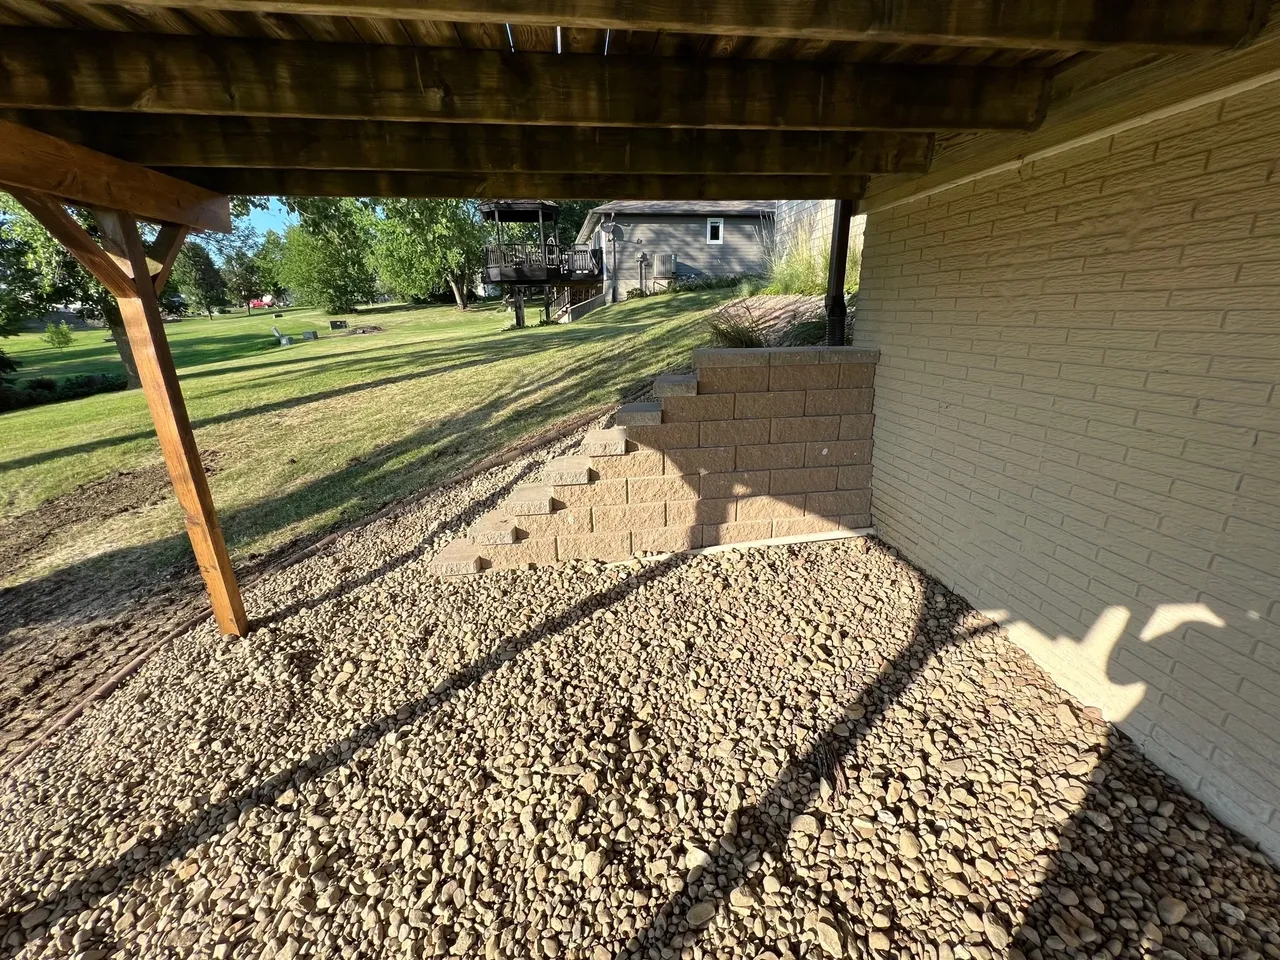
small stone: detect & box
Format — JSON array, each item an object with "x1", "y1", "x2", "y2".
[
  {"x1": 1158, "y1": 897, "x2": 1188, "y2": 925},
  {"x1": 730, "y1": 886, "x2": 756, "y2": 909},
  {"x1": 984, "y1": 913, "x2": 1011, "y2": 950},
  {"x1": 685, "y1": 847, "x2": 712, "y2": 872},
  {"x1": 815, "y1": 921, "x2": 844, "y2": 956},
  {"x1": 583, "y1": 850, "x2": 606, "y2": 880},
  {"x1": 20, "y1": 908, "x2": 50, "y2": 930},
  {"x1": 898, "y1": 831, "x2": 921, "y2": 859},
  {"x1": 687, "y1": 902, "x2": 716, "y2": 927},
  {"x1": 869, "y1": 933, "x2": 891, "y2": 952},
  {"x1": 793, "y1": 814, "x2": 821, "y2": 836},
  {"x1": 1186, "y1": 812, "x2": 1211, "y2": 831}
]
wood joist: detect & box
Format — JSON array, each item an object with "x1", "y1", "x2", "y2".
[
  {"x1": 1, "y1": 114, "x2": 935, "y2": 177},
  {"x1": 153, "y1": 169, "x2": 872, "y2": 201},
  {"x1": 0, "y1": 29, "x2": 1050, "y2": 132},
  {"x1": 59, "y1": 0, "x2": 1270, "y2": 51}
]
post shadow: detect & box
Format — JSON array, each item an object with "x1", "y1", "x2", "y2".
[
  {"x1": 1011, "y1": 605, "x2": 1279, "y2": 960},
  {"x1": 618, "y1": 567, "x2": 1279, "y2": 960},
  {"x1": 615, "y1": 552, "x2": 995, "y2": 957},
  {"x1": 0, "y1": 552, "x2": 694, "y2": 950}
]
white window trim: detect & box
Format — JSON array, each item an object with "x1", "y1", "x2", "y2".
[{"x1": 706, "y1": 217, "x2": 724, "y2": 245}]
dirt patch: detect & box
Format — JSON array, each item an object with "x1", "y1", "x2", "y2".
[
  {"x1": 0, "y1": 454, "x2": 226, "y2": 763},
  {"x1": 0, "y1": 454, "x2": 221, "y2": 577}
]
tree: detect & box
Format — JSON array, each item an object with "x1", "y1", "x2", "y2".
[
  {"x1": 172, "y1": 242, "x2": 229, "y2": 319},
  {"x1": 221, "y1": 247, "x2": 263, "y2": 313},
  {"x1": 254, "y1": 229, "x2": 287, "y2": 299},
  {"x1": 370, "y1": 199, "x2": 487, "y2": 310},
  {"x1": 0, "y1": 192, "x2": 141, "y2": 387},
  {"x1": 278, "y1": 199, "x2": 377, "y2": 313},
  {"x1": 0, "y1": 216, "x2": 41, "y2": 382},
  {"x1": 553, "y1": 200, "x2": 603, "y2": 248}
]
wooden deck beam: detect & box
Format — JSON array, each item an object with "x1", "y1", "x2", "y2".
[
  {"x1": 61, "y1": 0, "x2": 1268, "y2": 51},
  {"x1": 0, "y1": 113, "x2": 935, "y2": 176},
  {"x1": 0, "y1": 29, "x2": 1048, "y2": 132},
  {"x1": 151, "y1": 168, "x2": 872, "y2": 200},
  {"x1": 0, "y1": 119, "x2": 231, "y2": 232}
]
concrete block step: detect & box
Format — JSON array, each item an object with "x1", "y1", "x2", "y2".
[
  {"x1": 581, "y1": 427, "x2": 628, "y2": 457},
  {"x1": 470, "y1": 514, "x2": 519, "y2": 545},
  {"x1": 508, "y1": 484, "x2": 556, "y2": 516},
  {"x1": 616, "y1": 401, "x2": 663, "y2": 426},
  {"x1": 542, "y1": 455, "x2": 593, "y2": 485},
  {"x1": 653, "y1": 374, "x2": 698, "y2": 397},
  {"x1": 431, "y1": 539, "x2": 483, "y2": 576}
]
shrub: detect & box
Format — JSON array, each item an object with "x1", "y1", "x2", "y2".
[
  {"x1": 0, "y1": 373, "x2": 127, "y2": 412},
  {"x1": 706, "y1": 301, "x2": 771, "y2": 349},
  {"x1": 41, "y1": 320, "x2": 75, "y2": 349},
  {"x1": 706, "y1": 292, "x2": 856, "y2": 349},
  {"x1": 762, "y1": 210, "x2": 861, "y2": 296},
  {"x1": 625, "y1": 287, "x2": 648, "y2": 299},
  {"x1": 666, "y1": 273, "x2": 765, "y2": 295}
]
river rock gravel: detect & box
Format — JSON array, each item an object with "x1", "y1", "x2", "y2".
[{"x1": 0, "y1": 430, "x2": 1277, "y2": 960}]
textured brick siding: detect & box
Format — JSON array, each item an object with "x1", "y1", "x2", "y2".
[{"x1": 855, "y1": 84, "x2": 1280, "y2": 856}]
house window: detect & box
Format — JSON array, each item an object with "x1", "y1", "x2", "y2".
[{"x1": 706, "y1": 218, "x2": 724, "y2": 245}]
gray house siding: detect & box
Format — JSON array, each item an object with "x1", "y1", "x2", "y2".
[{"x1": 594, "y1": 215, "x2": 770, "y2": 299}]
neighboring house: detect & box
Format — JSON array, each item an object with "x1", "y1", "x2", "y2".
[{"x1": 576, "y1": 201, "x2": 773, "y2": 299}]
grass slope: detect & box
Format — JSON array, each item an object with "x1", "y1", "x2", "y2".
[{"x1": 0, "y1": 292, "x2": 724, "y2": 588}]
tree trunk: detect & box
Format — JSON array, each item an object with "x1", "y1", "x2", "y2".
[
  {"x1": 448, "y1": 277, "x2": 468, "y2": 310},
  {"x1": 104, "y1": 307, "x2": 142, "y2": 389},
  {"x1": 513, "y1": 288, "x2": 525, "y2": 328}
]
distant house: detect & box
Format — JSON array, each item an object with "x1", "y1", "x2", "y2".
[{"x1": 576, "y1": 201, "x2": 773, "y2": 300}]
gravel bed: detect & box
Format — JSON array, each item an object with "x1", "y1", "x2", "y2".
[{"x1": 1, "y1": 425, "x2": 1277, "y2": 960}]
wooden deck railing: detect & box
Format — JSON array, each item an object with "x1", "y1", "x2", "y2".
[{"x1": 484, "y1": 243, "x2": 603, "y2": 276}]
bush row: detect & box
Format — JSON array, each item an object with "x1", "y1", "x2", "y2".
[{"x1": 0, "y1": 373, "x2": 129, "y2": 412}]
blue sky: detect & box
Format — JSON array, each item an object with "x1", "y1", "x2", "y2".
[{"x1": 246, "y1": 198, "x2": 296, "y2": 237}]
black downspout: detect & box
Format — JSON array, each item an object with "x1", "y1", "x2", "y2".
[{"x1": 825, "y1": 198, "x2": 855, "y2": 346}]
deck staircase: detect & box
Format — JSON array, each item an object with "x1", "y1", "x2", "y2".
[{"x1": 431, "y1": 346, "x2": 877, "y2": 576}]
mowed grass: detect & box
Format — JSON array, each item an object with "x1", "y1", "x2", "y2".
[{"x1": 0, "y1": 292, "x2": 725, "y2": 587}]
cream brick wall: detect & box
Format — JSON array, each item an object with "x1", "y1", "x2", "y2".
[{"x1": 855, "y1": 82, "x2": 1280, "y2": 857}]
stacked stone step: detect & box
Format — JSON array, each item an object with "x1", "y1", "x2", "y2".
[{"x1": 430, "y1": 346, "x2": 877, "y2": 575}]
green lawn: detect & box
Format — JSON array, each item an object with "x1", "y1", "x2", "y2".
[{"x1": 0, "y1": 292, "x2": 725, "y2": 587}]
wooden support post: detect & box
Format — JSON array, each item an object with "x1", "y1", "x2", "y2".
[
  {"x1": 9, "y1": 188, "x2": 248, "y2": 636},
  {"x1": 107, "y1": 212, "x2": 249, "y2": 636},
  {"x1": 825, "y1": 199, "x2": 855, "y2": 347}
]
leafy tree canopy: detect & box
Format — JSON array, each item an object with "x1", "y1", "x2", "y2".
[
  {"x1": 254, "y1": 230, "x2": 287, "y2": 298},
  {"x1": 370, "y1": 199, "x2": 487, "y2": 310},
  {"x1": 221, "y1": 247, "x2": 263, "y2": 310},
  {"x1": 278, "y1": 199, "x2": 377, "y2": 314},
  {"x1": 172, "y1": 242, "x2": 229, "y2": 318}
]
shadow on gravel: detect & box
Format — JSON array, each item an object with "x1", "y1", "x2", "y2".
[
  {"x1": 618, "y1": 578, "x2": 994, "y2": 957},
  {"x1": 620, "y1": 561, "x2": 1279, "y2": 960},
  {"x1": 0, "y1": 552, "x2": 694, "y2": 948}
]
